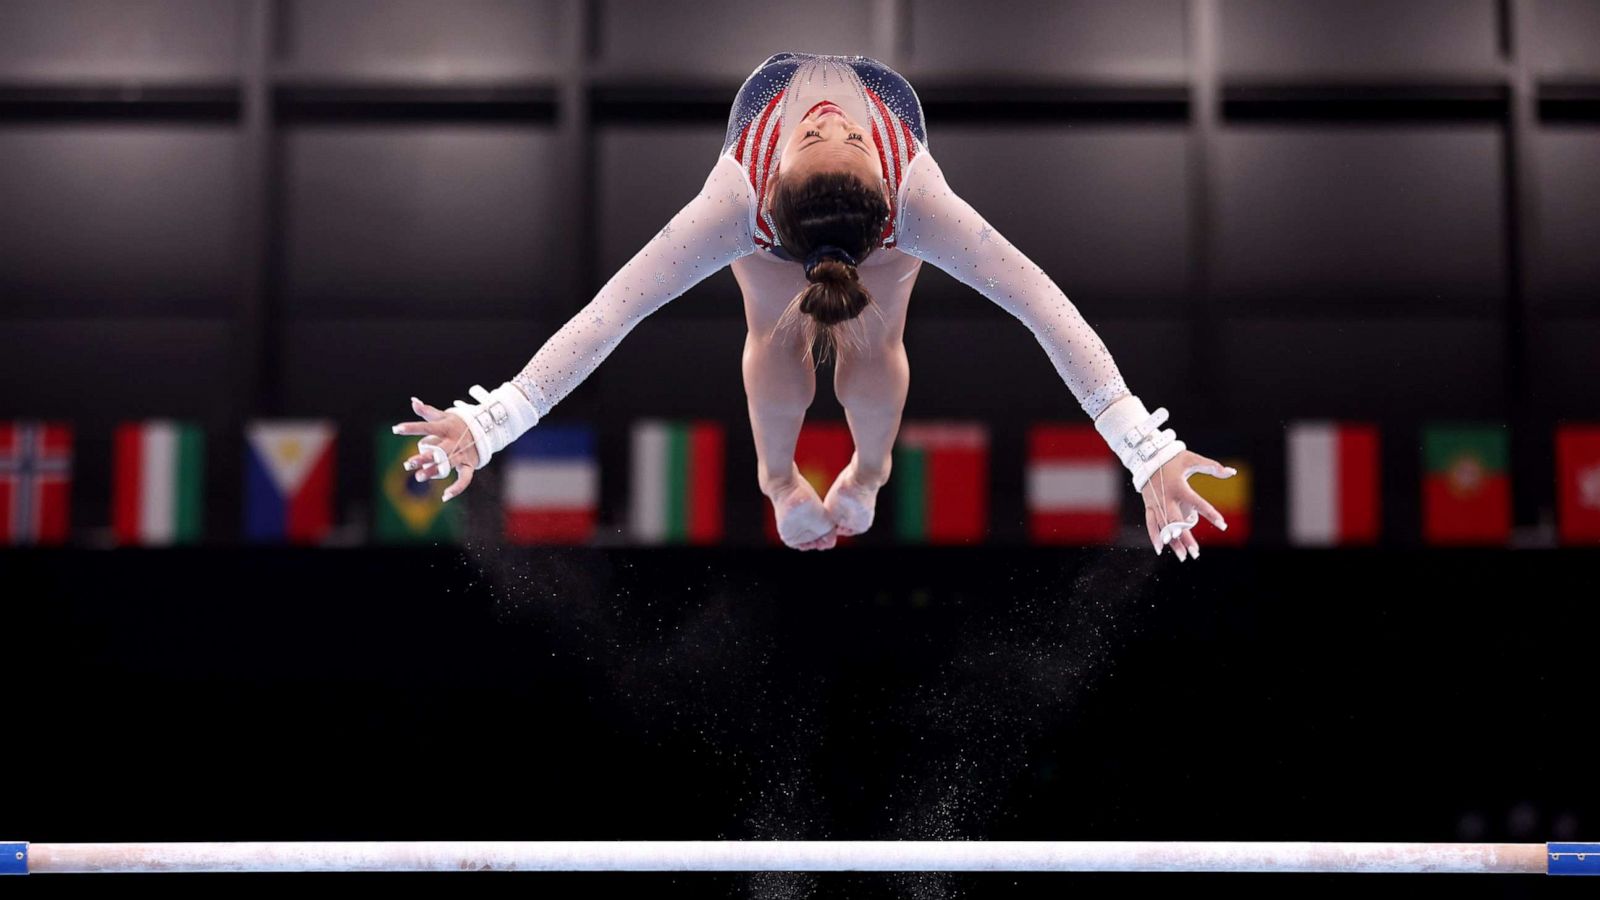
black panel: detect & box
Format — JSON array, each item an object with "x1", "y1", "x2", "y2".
[
  {"x1": 1533, "y1": 0, "x2": 1600, "y2": 77},
  {"x1": 1220, "y1": 0, "x2": 1502, "y2": 79},
  {"x1": 592, "y1": 0, "x2": 874, "y2": 78},
  {"x1": 906, "y1": 0, "x2": 1188, "y2": 80},
  {"x1": 281, "y1": 125, "x2": 567, "y2": 318},
  {"x1": 0, "y1": 126, "x2": 241, "y2": 316},
  {"x1": 277, "y1": 0, "x2": 566, "y2": 81},
  {"x1": 0, "y1": 0, "x2": 241, "y2": 82},
  {"x1": 910, "y1": 126, "x2": 1191, "y2": 318},
  {"x1": 1529, "y1": 319, "x2": 1600, "y2": 416},
  {"x1": 1213, "y1": 126, "x2": 1505, "y2": 316},
  {"x1": 1532, "y1": 128, "x2": 1600, "y2": 314}
]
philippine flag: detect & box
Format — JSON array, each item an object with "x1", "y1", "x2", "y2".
[
  {"x1": 503, "y1": 425, "x2": 598, "y2": 544},
  {"x1": 243, "y1": 420, "x2": 336, "y2": 544}
]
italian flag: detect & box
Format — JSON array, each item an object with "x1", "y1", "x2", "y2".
[
  {"x1": 893, "y1": 421, "x2": 987, "y2": 544},
  {"x1": 763, "y1": 421, "x2": 854, "y2": 544},
  {"x1": 1286, "y1": 421, "x2": 1380, "y2": 546},
  {"x1": 1422, "y1": 424, "x2": 1509, "y2": 545},
  {"x1": 630, "y1": 420, "x2": 724, "y2": 544},
  {"x1": 1555, "y1": 423, "x2": 1600, "y2": 545},
  {"x1": 1026, "y1": 424, "x2": 1120, "y2": 544},
  {"x1": 113, "y1": 420, "x2": 204, "y2": 546}
]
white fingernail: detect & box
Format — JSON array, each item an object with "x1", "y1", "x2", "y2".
[
  {"x1": 403, "y1": 461, "x2": 415, "y2": 471},
  {"x1": 415, "y1": 471, "x2": 426, "y2": 482},
  {"x1": 1219, "y1": 521, "x2": 1228, "y2": 531},
  {"x1": 442, "y1": 492, "x2": 453, "y2": 503},
  {"x1": 391, "y1": 425, "x2": 404, "y2": 434}
]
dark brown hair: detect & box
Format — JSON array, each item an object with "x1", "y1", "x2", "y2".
[{"x1": 767, "y1": 170, "x2": 890, "y2": 364}]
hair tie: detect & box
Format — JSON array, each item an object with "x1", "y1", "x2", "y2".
[{"x1": 803, "y1": 245, "x2": 857, "y2": 282}]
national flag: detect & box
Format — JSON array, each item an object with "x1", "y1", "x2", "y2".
[
  {"x1": 1422, "y1": 424, "x2": 1510, "y2": 546},
  {"x1": 244, "y1": 419, "x2": 336, "y2": 544},
  {"x1": 112, "y1": 420, "x2": 204, "y2": 546},
  {"x1": 1286, "y1": 421, "x2": 1380, "y2": 546},
  {"x1": 0, "y1": 420, "x2": 72, "y2": 546},
  {"x1": 374, "y1": 427, "x2": 463, "y2": 543},
  {"x1": 1192, "y1": 458, "x2": 1251, "y2": 546},
  {"x1": 1026, "y1": 424, "x2": 1120, "y2": 544},
  {"x1": 504, "y1": 425, "x2": 598, "y2": 544},
  {"x1": 1554, "y1": 423, "x2": 1600, "y2": 545},
  {"x1": 893, "y1": 421, "x2": 988, "y2": 544},
  {"x1": 762, "y1": 421, "x2": 854, "y2": 544},
  {"x1": 629, "y1": 419, "x2": 724, "y2": 544}
]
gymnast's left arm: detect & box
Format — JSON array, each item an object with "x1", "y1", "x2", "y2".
[
  {"x1": 894, "y1": 151, "x2": 1237, "y2": 560},
  {"x1": 394, "y1": 154, "x2": 759, "y2": 497}
]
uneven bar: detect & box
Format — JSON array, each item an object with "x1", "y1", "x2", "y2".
[{"x1": 5, "y1": 841, "x2": 1596, "y2": 875}]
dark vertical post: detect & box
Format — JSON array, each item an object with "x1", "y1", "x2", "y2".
[
  {"x1": 1187, "y1": 0, "x2": 1222, "y2": 423},
  {"x1": 1503, "y1": 0, "x2": 1545, "y2": 539}
]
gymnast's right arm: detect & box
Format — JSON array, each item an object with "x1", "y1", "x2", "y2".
[{"x1": 394, "y1": 154, "x2": 759, "y2": 492}]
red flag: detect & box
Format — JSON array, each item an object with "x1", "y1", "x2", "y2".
[
  {"x1": 0, "y1": 420, "x2": 73, "y2": 546},
  {"x1": 1027, "y1": 424, "x2": 1120, "y2": 544},
  {"x1": 763, "y1": 421, "x2": 854, "y2": 544},
  {"x1": 1556, "y1": 423, "x2": 1600, "y2": 545}
]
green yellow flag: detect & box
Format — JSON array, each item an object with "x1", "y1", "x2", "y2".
[{"x1": 374, "y1": 426, "x2": 463, "y2": 543}]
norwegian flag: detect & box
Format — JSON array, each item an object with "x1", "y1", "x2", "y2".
[{"x1": 0, "y1": 420, "x2": 74, "y2": 546}]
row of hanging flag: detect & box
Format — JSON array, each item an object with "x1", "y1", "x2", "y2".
[{"x1": 3, "y1": 418, "x2": 1599, "y2": 547}]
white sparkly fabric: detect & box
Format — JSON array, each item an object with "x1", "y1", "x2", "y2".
[
  {"x1": 895, "y1": 152, "x2": 1132, "y2": 421},
  {"x1": 509, "y1": 155, "x2": 759, "y2": 418}
]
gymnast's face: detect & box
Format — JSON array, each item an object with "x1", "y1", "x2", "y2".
[{"x1": 768, "y1": 101, "x2": 889, "y2": 208}]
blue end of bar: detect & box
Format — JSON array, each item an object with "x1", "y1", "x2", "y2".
[
  {"x1": 0, "y1": 843, "x2": 26, "y2": 875},
  {"x1": 1549, "y1": 843, "x2": 1600, "y2": 876}
]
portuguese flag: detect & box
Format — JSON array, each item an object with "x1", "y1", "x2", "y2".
[
  {"x1": 763, "y1": 421, "x2": 853, "y2": 544},
  {"x1": 1421, "y1": 424, "x2": 1509, "y2": 545},
  {"x1": 630, "y1": 419, "x2": 725, "y2": 544},
  {"x1": 112, "y1": 420, "x2": 204, "y2": 546},
  {"x1": 893, "y1": 421, "x2": 988, "y2": 544},
  {"x1": 374, "y1": 427, "x2": 462, "y2": 543}
]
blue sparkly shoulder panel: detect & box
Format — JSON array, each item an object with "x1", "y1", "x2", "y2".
[{"x1": 722, "y1": 52, "x2": 929, "y2": 260}]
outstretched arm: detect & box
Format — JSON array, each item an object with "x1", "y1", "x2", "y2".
[
  {"x1": 403, "y1": 153, "x2": 758, "y2": 479},
  {"x1": 894, "y1": 152, "x2": 1237, "y2": 559}
]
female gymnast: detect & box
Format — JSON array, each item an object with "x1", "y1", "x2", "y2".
[{"x1": 392, "y1": 52, "x2": 1236, "y2": 559}]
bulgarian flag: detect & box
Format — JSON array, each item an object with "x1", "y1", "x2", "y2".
[
  {"x1": 893, "y1": 421, "x2": 988, "y2": 544},
  {"x1": 504, "y1": 425, "x2": 598, "y2": 545},
  {"x1": 1026, "y1": 424, "x2": 1120, "y2": 544},
  {"x1": 1555, "y1": 423, "x2": 1600, "y2": 545},
  {"x1": 629, "y1": 419, "x2": 724, "y2": 544},
  {"x1": 1193, "y1": 457, "x2": 1251, "y2": 546},
  {"x1": 0, "y1": 420, "x2": 73, "y2": 546},
  {"x1": 1421, "y1": 424, "x2": 1509, "y2": 546},
  {"x1": 112, "y1": 420, "x2": 204, "y2": 546},
  {"x1": 243, "y1": 420, "x2": 336, "y2": 544},
  {"x1": 763, "y1": 421, "x2": 853, "y2": 544},
  {"x1": 1286, "y1": 421, "x2": 1380, "y2": 546}
]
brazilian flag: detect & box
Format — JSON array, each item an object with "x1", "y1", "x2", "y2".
[{"x1": 374, "y1": 426, "x2": 464, "y2": 543}]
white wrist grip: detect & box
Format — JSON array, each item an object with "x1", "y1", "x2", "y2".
[
  {"x1": 1094, "y1": 393, "x2": 1186, "y2": 492},
  {"x1": 442, "y1": 381, "x2": 540, "y2": 471}
]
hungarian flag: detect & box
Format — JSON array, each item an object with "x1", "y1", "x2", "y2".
[
  {"x1": 1026, "y1": 424, "x2": 1120, "y2": 544},
  {"x1": 1421, "y1": 424, "x2": 1510, "y2": 546},
  {"x1": 504, "y1": 425, "x2": 598, "y2": 544},
  {"x1": 629, "y1": 419, "x2": 724, "y2": 544},
  {"x1": 0, "y1": 420, "x2": 72, "y2": 546},
  {"x1": 1286, "y1": 421, "x2": 1380, "y2": 546},
  {"x1": 763, "y1": 421, "x2": 853, "y2": 544},
  {"x1": 893, "y1": 421, "x2": 988, "y2": 544},
  {"x1": 1555, "y1": 423, "x2": 1600, "y2": 545},
  {"x1": 1192, "y1": 458, "x2": 1251, "y2": 546},
  {"x1": 112, "y1": 420, "x2": 204, "y2": 546},
  {"x1": 244, "y1": 420, "x2": 336, "y2": 544},
  {"x1": 374, "y1": 427, "x2": 462, "y2": 543}
]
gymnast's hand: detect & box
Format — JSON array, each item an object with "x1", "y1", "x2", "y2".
[
  {"x1": 1141, "y1": 450, "x2": 1236, "y2": 561},
  {"x1": 394, "y1": 396, "x2": 481, "y2": 503}
]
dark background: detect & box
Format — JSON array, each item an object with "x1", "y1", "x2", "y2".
[{"x1": 2, "y1": 1, "x2": 1596, "y2": 896}]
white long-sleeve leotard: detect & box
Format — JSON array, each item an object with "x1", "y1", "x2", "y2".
[{"x1": 508, "y1": 52, "x2": 1130, "y2": 424}]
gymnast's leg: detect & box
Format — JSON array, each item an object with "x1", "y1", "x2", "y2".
[
  {"x1": 742, "y1": 327, "x2": 838, "y2": 551},
  {"x1": 825, "y1": 337, "x2": 910, "y2": 536}
]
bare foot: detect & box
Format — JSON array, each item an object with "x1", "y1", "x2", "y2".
[
  {"x1": 823, "y1": 453, "x2": 887, "y2": 537},
  {"x1": 764, "y1": 464, "x2": 838, "y2": 551}
]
